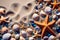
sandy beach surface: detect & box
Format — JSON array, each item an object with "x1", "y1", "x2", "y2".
[{"x1": 0, "y1": 0, "x2": 36, "y2": 22}]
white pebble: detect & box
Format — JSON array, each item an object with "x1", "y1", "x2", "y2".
[
  {"x1": 27, "y1": 28, "x2": 33, "y2": 32},
  {"x1": 44, "y1": 6, "x2": 51, "y2": 12},
  {"x1": 32, "y1": 13, "x2": 39, "y2": 19},
  {"x1": 48, "y1": 35, "x2": 55, "y2": 40},
  {"x1": 29, "y1": 37, "x2": 34, "y2": 40},
  {"x1": 12, "y1": 24, "x2": 20, "y2": 30},
  {"x1": 15, "y1": 34, "x2": 20, "y2": 39},
  {"x1": 56, "y1": 12, "x2": 60, "y2": 15},
  {"x1": 2, "y1": 33, "x2": 11, "y2": 40}
]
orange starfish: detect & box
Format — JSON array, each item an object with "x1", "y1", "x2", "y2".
[
  {"x1": 34, "y1": 15, "x2": 56, "y2": 38},
  {"x1": 0, "y1": 16, "x2": 9, "y2": 23},
  {"x1": 51, "y1": 0, "x2": 60, "y2": 9}
]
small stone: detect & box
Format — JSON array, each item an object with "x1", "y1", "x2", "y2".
[
  {"x1": 32, "y1": 13, "x2": 39, "y2": 19},
  {"x1": 43, "y1": 36, "x2": 48, "y2": 40},
  {"x1": 38, "y1": 3, "x2": 43, "y2": 8},
  {"x1": 35, "y1": 26, "x2": 41, "y2": 33},
  {"x1": 56, "y1": 12, "x2": 60, "y2": 16},
  {"x1": 35, "y1": 6, "x2": 38, "y2": 10},
  {"x1": 2, "y1": 33, "x2": 11, "y2": 40},
  {"x1": 48, "y1": 35, "x2": 55, "y2": 40},
  {"x1": 12, "y1": 24, "x2": 20, "y2": 32},
  {"x1": 8, "y1": 30, "x2": 13, "y2": 34},
  {"x1": 56, "y1": 27, "x2": 60, "y2": 33},
  {"x1": 10, "y1": 38, "x2": 16, "y2": 40},
  {"x1": 35, "y1": 9, "x2": 39, "y2": 12},
  {"x1": 44, "y1": 6, "x2": 52, "y2": 15},
  {"x1": 26, "y1": 28, "x2": 33, "y2": 32},
  {"x1": 21, "y1": 30, "x2": 27, "y2": 38},
  {"x1": 29, "y1": 37, "x2": 34, "y2": 40},
  {"x1": 21, "y1": 30, "x2": 27, "y2": 34},
  {"x1": 20, "y1": 36, "x2": 25, "y2": 40},
  {"x1": 15, "y1": 34, "x2": 20, "y2": 39}
]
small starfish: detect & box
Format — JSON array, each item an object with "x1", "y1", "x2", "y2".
[
  {"x1": 51, "y1": 0, "x2": 60, "y2": 9},
  {"x1": 20, "y1": 24, "x2": 28, "y2": 29},
  {"x1": 33, "y1": 30, "x2": 41, "y2": 37},
  {"x1": 0, "y1": 16, "x2": 9, "y2": 23},
  {"x1": 20, "y1": 24, "x2": 25, "y2": 29},
  {"x1": 34, "y1": 15, "x2": 56, "y2": 38}
]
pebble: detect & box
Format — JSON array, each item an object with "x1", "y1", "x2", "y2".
[
  {"x1": 15, "y1": 34, "x2": 20, "y2": 39},
  {"x1": 12, "y1": 24, "x2": 20, "y2": 32},
  {"x1": 2, "y1": 33, "x2": 11, "y2": 40},
  {"x1": 10, "y1": 38, "x2": 16, "y2": 40},
  {"x1": 48, "y1": 35, "x2": 55, "y2": 40},
  {"x1": 21, "y1": 30, "x2": 27, "y2": 38},
  {"x1": 20, "y1": 36, "x2": 25, "y2": 40},
  {"x1": 32, "y1": 13, "x2": 39, "y2": 19},
  {"x1": 44, "y1": 6, "x2": 52, "y2": 15},
  {"x1": 56, "y1": 12, "x2": 60, "y2": 16},
  {"x1": 43, "y1": 36, "x2": 48, "y2": 40},
  {"x1": 29, "y1": 37, "x2": 34, "y2": 40}
]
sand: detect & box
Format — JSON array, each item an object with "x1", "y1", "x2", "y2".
[{"x1": 0, "y1": 0, "x2": 36, "y2": 22}]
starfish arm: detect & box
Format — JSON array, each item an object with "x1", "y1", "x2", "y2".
[
  {"x1": 47, "y1": 27, "x2": 56, "y2": 36},
  {"x1": 35, "y1": 34, "x2": 41, "y2": 37},
  {"x1": 51, "y1": 3, "x2": 55, "y2": 4},
  {"x1": 41, "y1": 27, "x2": 46, "y2": 38},
  {"x1": 2, "y1": 19, "x2": 7, "y2": 22},
  {"x1": 43, "y1": 15, "x2": 49, "y2": 24},
  {"x1": 34, "y1": 31, "x2": 41, "y2": 37},
  {"x1": 53, "y1": 5, "x2": 56, "y2": 9},
  {"x1": 51, "y1": 3, "x2": 60, "y2": 5},
  {"x1": 34, "y1": 21, "x2": 45, "y2": 26},
  {"x1": 34, "y1": 34, "x2": 41, "y2": 37},
  {"x1": 6, "y1": 21, "x2": 10, "y2": 23},
  {"x1": 48, "y1": 20, "x2": 56, "y2": 26},
  {"x1": 57, "y1": 2, "x2": 60, "y2": 4},
  {"x1": 20, "y1": 24, "x2": 24, "y2": 28}
]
